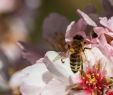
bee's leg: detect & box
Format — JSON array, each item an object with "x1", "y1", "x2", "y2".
[
  {"x1": 83, "y1": 47, "x2": 91, "y2": 51},
  {"x1": 81, "y1": 52, "x2": 87, "y2": 64},
  {"x1": 82, "y1": 47, "x2": 91, "y2": 64}
]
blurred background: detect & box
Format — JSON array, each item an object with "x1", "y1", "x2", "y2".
[{"x1": 0, "y1": 0, "x2": 110, "y2": 94}]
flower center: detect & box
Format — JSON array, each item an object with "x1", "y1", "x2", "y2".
[{"x1": 87, "y1": 74, "x2": 96, "y2": 84}]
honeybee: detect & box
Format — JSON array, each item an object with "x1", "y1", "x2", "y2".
[
  {"x1": 68, "y1": 35, "x2": 86, "y2": 73},
  {"x1": 53, "y1": 35, "x2": 86, "y2": 73}
]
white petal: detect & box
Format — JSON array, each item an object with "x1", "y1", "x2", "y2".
[
  {"x1": 44, "y1": 51, "x2": 74, "y2": 84},
  {"x1": 20, "y1": 84, "x2": 41, "y2": 95},
  {"x1": 85, "y1": 47, "x2": 113, "y2": 77},
  {"x1": 84, "y1": 47, "x2": 99, "y2": 67},
  {"x1": 88, "y1": 47, "x2": 104, "y2": 62},
  {"x1": 20, "y1": 60, "x2": 50, "y2": 87},
  {"x1": 41, "y1": 78, "x2": 67, "y2": 95},
  {"x1": 84, "y1": 47, "x2": 104, "y2": 69},
  {"x1": 10, "y1": 58, "x2": 52, "y2": 95},
  {"x1": 19, "y1": 63, "x2": 51, "y2": 95},
  {"x1": 9, "y1": 70, "x2": 25, "y2": 89}
]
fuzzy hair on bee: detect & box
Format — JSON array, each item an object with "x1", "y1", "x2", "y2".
[
  {"x1": 52, "y1": 35, "x2": 86, "y2": 73},
  {"x1": 69, "y1": 35, "x2": 85, "y2": 73}
]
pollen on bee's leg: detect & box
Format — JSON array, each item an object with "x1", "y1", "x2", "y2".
[{"x1": 81, "y1": 52, "x2": 88, "y2": 64}]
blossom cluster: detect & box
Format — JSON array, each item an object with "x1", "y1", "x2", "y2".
[{"x1": 9, "y1": 9, "x2": 113, "y2": 95}]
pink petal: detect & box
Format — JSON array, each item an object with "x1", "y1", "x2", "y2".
[
  {"x1": 0, "y1": 0, "x2": 16, "y2": 13},
  {"x1": 110, "y1": 40, "x2": 113, "y2": 46},
  {"x1": 65, "y1": 21, "x2": 75, "y2": 42},
  {"x1": 100, "y1": 17, "x2": 113, "y2": 32},
  {"x1": 94, "y1": 27, "x2": 113, "y2": 38},
  {"x1": 108, "y1": 17, "x2": 113, "y2": 31},
  {"x1": 99, "y1": 41, "x2": 113, "y2": 58},
  {"x1": 97, "y1": 33, "x2": 113, "y2": 59},
  {"x1": 99, "y1": 17, "x2": 108, "y2": 28},
  {"x1": 77, "y1": 9, "x2": 97, "y2": 27},
  {"x1": 65, "y1": 19, "x2": 87, "y2": 42}
]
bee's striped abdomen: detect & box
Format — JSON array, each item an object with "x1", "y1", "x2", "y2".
[
  {"x1": 70, "y1": 50, "x2": 83, "y2": 73},
  {"x1": 69, "y1": 35, "x2": 84, "y2": 73}
]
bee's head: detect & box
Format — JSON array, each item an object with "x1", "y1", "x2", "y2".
[{"x1": 73, "y1": 35, "x2": 84, "y2": 41}]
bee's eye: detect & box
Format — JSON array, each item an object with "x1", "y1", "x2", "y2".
[
  {"x1": 73, "y1": 35, "x2": 84, "y2": 40},
  {"x1": 84, "y1": 41, "x2": 86, "y2": 44}
]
